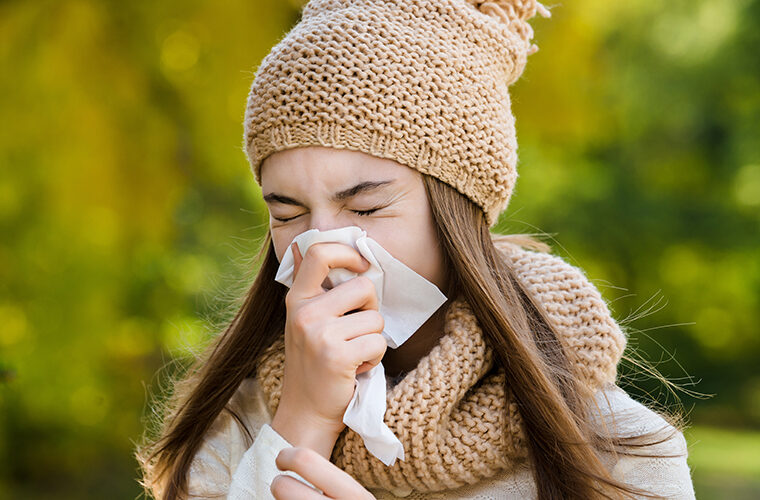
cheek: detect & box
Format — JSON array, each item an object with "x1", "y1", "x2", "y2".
[
  {"x1": 371, "y1": 222, "x2": 443, "y2": 287},
  {"x1": 270, "y1": 227, "x2": 296, "y2": 264}
]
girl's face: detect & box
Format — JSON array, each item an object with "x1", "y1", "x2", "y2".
[{"x1": 260, "y1": 145, "x2": 447, "y2": 293}]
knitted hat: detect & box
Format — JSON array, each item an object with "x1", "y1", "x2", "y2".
[{"x1": 243, "y1": 0, "x2": 551, "y2": 227}]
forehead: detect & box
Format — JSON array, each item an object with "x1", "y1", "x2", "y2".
[{"x1": 260, "y1": 146, "x2": 416, "y2": 190}]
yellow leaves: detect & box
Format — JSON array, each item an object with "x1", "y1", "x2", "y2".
[
  {"x1": 650, "y1": 0, "x2": 746, "y2": 66},
  {"x1": 161, "y1": 315, "x2": 209, "y2": 357},
  {"x1": 69, "y1": 385, "x2": 109, "y2": 426},
  {"x1": 105, "y1": 317, "x2": 156, "y2": 360},
  {"x1": 161, "y1": 29, "x2": 201, "y2": 74},
  {"x1": 0, "y1": 303, "x2": 29, "y2": 348}
]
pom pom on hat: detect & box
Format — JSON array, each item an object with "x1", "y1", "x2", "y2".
[
  {"x1": 466, "y1": 1, "x2": 552, "y2": 55},
  {"x1": 243, "y1": 0, "x2": 551, "y2": 227}
]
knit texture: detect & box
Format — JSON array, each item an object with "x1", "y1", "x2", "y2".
[
  {"x1": 243, "y1": 0, "x2": 551, "y2": 227},
  {"x1": 254, "y1": 241, "x2": 627, "y2": 494}
]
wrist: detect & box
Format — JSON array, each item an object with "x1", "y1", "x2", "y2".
[{"x1": 271, "y1": 406, "x2": 343, "y2": 459}]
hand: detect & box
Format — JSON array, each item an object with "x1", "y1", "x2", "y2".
[
  {"x1": 270, "y1": 447, "x2": 375, "y2": 499},
  {"x1": 271, "y1": 241, "x2": 388, "y2": 456}
]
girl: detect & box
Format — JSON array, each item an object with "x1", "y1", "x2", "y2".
[{"x1": 138, "y1": 0, "x2": 696, "y2": 498}]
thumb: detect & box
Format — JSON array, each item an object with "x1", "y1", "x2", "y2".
[{"x1": 291, "y1": 242, "x2": 303, "y2": 279}]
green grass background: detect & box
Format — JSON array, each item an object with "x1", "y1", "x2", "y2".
[{"x1": 688, "y1": 426, "x2": 760, "y2": 499}]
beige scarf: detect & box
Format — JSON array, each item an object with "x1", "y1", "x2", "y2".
[{"x1": 255, "y1": 246, "x2": 625, "y2": 494}]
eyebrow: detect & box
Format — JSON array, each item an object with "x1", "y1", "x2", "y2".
[{"x1": 263, "y1": 180, "x2": 395, "y2": 207}]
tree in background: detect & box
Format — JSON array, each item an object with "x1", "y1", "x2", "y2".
[{"x1": 0, "y1": 1, "x2": 757, "y2": 498}]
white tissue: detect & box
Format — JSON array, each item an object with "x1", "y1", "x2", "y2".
[{"x1": 274, "y1": 226, "x2": 448, "y2": 466}]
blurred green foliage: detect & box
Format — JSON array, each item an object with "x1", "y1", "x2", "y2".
[{"x1": 1, "y1": 0, "x2": 757, "y2": 498}]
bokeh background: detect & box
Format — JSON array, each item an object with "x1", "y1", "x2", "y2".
[{"x1": 1, "y1": 0, "x2": 759, "y2": 498}]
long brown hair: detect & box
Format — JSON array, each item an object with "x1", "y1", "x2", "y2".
[{"x1": 137, "y1": 173, "x2": 682, "y2": 499}]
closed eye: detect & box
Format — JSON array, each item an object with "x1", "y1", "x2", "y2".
[
  {"x1": 273, "y1": 207, "x2": 382, "y2": 223},
  {"x1": 353, "y1": 208, "x2": 380, "y2": 216}
]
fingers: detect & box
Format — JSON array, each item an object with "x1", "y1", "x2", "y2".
[
  {"x1": 293, "y1": 242, "x2": 333, "y2": 293},
  {"x1": 289, "y1": 242, "x2": 370, "y2": 300},
  {"x1": 313, "y1": 276, "x2": 380, "y2": 318},
  {"x1": 292, "y1": 242, "x2": 302, "y2": 280},
  {"x1": 355, "y1": 361, "x2": 374, "y2": 375},
  {"x1": 345, "y1": 333, "x2": 387, "y2": 371},
  {"x1": 275, "y1": 447, "x2": 374, "y2": 499},
  {"x1": 270, "y1": 474, "x2": 323, "y2": 499},
  {"x1": 329, "y1": 309, "x2": 384, "y2": 341}
]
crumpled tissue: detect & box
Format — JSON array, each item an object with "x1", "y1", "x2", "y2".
[{"x1": 274, "y1": 225, "x2": 448, "y2": 466}]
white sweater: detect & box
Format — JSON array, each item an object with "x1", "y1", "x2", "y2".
[{"x1": 181, "y1": 378, "x2": 696, "y2": 499}]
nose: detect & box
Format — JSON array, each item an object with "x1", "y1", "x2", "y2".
[
  {"x1": 308, "y1": 209, "x2": 350, "y2": 233},
  {"x1": 307, "y1": 210, "x2": 360, "y2": 291}
]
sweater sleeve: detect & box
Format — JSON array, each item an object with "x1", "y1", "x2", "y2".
[
  {"x1": 226, "y1": 423, "x2": 309, "y2": 499},
  {"x1": 185, "y1": 379, "x2": 313, "y2": 500},
  {"x1": 595, "y1": 385, "x2": 696, "y2": 500}
]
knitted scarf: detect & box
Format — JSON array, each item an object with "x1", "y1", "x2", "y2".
[{"x1": 255, "y1": 245, "x2": 626, "y2": 494}]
